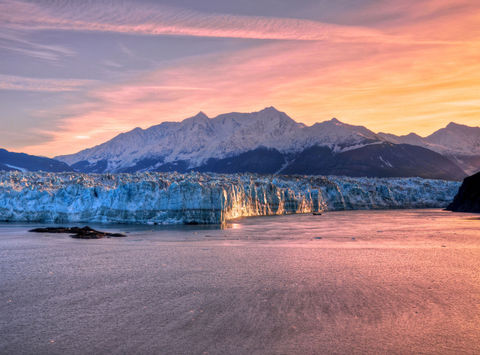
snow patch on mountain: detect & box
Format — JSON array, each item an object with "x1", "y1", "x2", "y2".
[
  {"x1": 5, "y1": 164, "x2": 27, "y2": 172},
  {"x1": 378, "y1": 156, "x2": 393, "y2": 168}
]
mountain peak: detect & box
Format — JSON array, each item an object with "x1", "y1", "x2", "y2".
[
  {"x1": 193, "y1": 111, "x2": 208, "y2": 119},
  {"x1": 183, "y1": 111, "x2": 210, "y2": 124},
  {"x1": 255, "y1": 106, "x2": 297, "y2": 126},
  {"x1": 261, "y1": 106, "x2": 281, "y2": 113},
  {"x1": 329, "y1": 117, "x2": 342, "y2": 124},
  {"x1": 446, "y1": 121, "x2": 462, "y2": 128},
  {"x1": 258, "y1": 106, "x2": 290, "y2": 117}
]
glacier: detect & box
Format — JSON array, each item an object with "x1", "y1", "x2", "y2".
[{"x1": 0, "y1": 171, "x2": 460, "y2": 225}]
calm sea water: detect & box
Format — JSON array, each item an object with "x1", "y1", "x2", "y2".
[{"x1": 1, "y1": 209, "x2": 480, "y2": 354}]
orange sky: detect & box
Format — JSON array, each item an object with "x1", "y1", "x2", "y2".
[{"x1": 1, "y1": 0, "x2": 479, "y2": 157}]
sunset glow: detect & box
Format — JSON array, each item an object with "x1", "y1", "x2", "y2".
[{"x1": 1, "y1": 0, "x2": 479, "y2": 157}]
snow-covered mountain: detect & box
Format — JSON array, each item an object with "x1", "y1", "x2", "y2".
[
  {"x1": 56, "y1": 107, "x2": 383, "y2": 172},
  {"x1": 54, "y1": 107, "x2": 476, "y2": 179},
  {"x1": 379, "y1": 122, "x2": 480, "y2": 174}
]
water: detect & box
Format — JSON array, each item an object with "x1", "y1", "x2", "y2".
[{"x1": 1, "y1": 209, "x2": 480, "y2": 354}]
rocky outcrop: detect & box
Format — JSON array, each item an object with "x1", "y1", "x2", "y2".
[
  {"x1": 29, "y1": 226, "x2": 126, "y2": 239},
  {"x1": 447, "y1": 172, "x2": 480, "y2": 213}
]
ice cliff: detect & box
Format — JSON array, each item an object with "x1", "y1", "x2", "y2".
[{"x1": 0, "y1": 172, "x2": 460, "y2": 224}]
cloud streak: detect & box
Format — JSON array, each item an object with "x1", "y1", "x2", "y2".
[
  {"x1": 6, "y1": 0, "x2": 480, "y2": 156},
  {"x1": 0, "y1": 28, "x2": 75, "y2": 61},
  {"x1": 0, "y1": 74, "x2": 95, "y2": 92},
  {"x1": 0, "y1": 0, "x2": 431, "y2": 44}
]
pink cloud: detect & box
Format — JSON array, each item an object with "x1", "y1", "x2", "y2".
[
  {"x1": 16, "y1": 0, "x2": 480, "y2": 156},
  {"x1": 0, "y1": 0, "x2": 439, "y2": 44}
]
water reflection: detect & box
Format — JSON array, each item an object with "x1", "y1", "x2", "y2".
[{"x1": 2, "y1": 209, "x2": 478, "y2": 246}]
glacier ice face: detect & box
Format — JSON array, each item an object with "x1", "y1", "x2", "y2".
[{"x1": 0, "y1": 171, "x2": 460, "y2": 225}]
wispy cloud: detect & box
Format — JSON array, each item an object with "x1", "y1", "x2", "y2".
[
  {"x1": 0, "y1": 29, "x2": 74, "y2": 61},
  {"x1": 1, "y1": 0, "x2": 474, "y2": 63},
  {"x1": 345, "y1": 0, "x2": 480, "y2": 43},
  {"x1": 0, "y1": 74, "x2": 95, "y2": 92},
  {"x1": 9, "y1": 0, "x2": 480, "y2": 156},
  {"x1": 102, "y1": 60, "x2": 123, "y2": 69},
  {"x1": 0, "y1": 0, "x2": 424, "y2": 44}
]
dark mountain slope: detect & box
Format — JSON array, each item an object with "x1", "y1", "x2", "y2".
[
  {"x1": 196, "y1": 147, "x2": 286, "y2": 174},
  {"x1": 0, "y1": 149, "x2": 73, "y2": 172},
  {"x1": 281, "y1": 143, "x2": 466, "y2": 180}
]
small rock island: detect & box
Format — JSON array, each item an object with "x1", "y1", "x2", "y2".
[{"x1": 29, "y1": 226, "x2": 126, "y2": 239}]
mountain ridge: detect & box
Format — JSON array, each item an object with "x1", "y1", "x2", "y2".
[
  {"x1": 0, "y1": 148, "x2": 73, "y2": 173},
  {"x1": 378, "y1": 121, "x2": 480, "y2": 174},
  {"x1": 55, "y1": 107, "x2": 386, "y2": 171},
  {"x1": 54, "y1": 106, "x2": 478, "y2": 178},
  {"x1": 2, "y1": 107, "x2": 477, "y2": 179}
]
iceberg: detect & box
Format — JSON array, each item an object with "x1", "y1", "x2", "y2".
[{"x1": 0, "y1": 171, "x2": 460, "y2": 224}]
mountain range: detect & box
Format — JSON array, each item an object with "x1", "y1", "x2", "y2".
[
  {"x1": 378, "y1": 123, "x2": 480, "y2": 175},
  {"x1": 2, "y1": 107, "x2": 479, "y2": 180}
]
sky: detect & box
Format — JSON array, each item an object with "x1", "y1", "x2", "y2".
[{"x1": 1, "y1": 0, "x2": 479, "y2": 157}]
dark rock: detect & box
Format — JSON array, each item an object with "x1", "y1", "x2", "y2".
[
  {"x1": 447, "y1": 171, "x2": 480, "y2": 213},
  {"x1": 29, "y1": 226, "x2": 127, "y2": 239}
]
